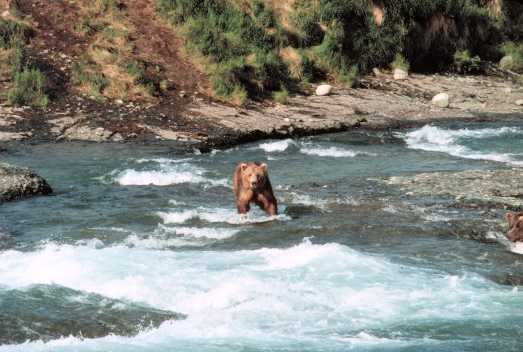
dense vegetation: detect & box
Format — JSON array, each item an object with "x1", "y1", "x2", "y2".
[
  {"x1": 0, "y1": 18, "x2": 48, "y2": 107},
  {"x1": 156, "y1": 0, "x2": 292, "y2": 103},
  {"x1": 157, "y1": 0, "x2": 523, "y2": 103}
]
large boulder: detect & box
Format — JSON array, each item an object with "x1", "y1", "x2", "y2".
[
  {"x1": 431, "y1": 93, "x2": 450, "y2": 108},
  {"x1": 0, "y1": 163, "x2": 53, "y2": 202},
  {"x1": 315, "y1": 84, "x2": 333, "y2": 96}
]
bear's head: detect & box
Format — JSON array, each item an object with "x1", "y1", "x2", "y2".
[
  {"x1": 506, "y1": 212, "x2": 523, "y2": 242},
  {"x1": 240, "y1": 162, "x2": 268, "y2": 191}
]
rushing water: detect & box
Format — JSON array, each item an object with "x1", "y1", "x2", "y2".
[{"x1": 2, "y1": 121, "x2": 523, "y2": 351}]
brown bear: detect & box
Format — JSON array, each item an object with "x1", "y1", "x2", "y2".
[
  {"x1": 506, "y1": 212, "x2": 523, "y2": 242},
  {"x1": 233, "y1": 162, "x2": 278, "y2": 216}
]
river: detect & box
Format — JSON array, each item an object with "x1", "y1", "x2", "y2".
[{"x1": 1, "y1": 121, "x2": 523, "y2": 351}]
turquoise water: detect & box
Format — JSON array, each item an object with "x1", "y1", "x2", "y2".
[{"x1": 1, "y1": 122, "x2": 523, "y2": 351}]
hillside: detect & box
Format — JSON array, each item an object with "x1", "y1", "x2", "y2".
[{"x1": 0, "y1": 0, "x2": 522, "y2": 145}]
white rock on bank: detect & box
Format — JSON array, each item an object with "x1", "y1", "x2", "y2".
[
  {"x1": 393, "y1": 68, "x2": 408, "y2": 80},
  {"x1": 516, "y1": 99, "x2": 523, "y2": 106},
  {"x1": 432, "y1": 93, "x2": 450, "y2": 108},
  {"x1": 315, "y1": 84, "x2": 332, "y2": 96}
]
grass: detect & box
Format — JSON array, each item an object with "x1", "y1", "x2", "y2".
[
  {"x1": 8, "y1": 68, "x2": 48, "y2": 107},
  {"x1": 69, "y1": 1, "x2": 164, "y2": 102},
  {"x1": 0, "y1": 17, "x2": 32, "y2": 49},
  {"x1": 272, "y1": 89, "x2": 289, "y2": 104},
  {"x1": 72, "y1": 59, "x2": 109, "y2": 99},
  {"x1": 1, "y1": 18, "x2": 48, "y2": 107},
  {"x1": 156, "y1": 0, "x2": 293, "y2": 102},
  {"x1": 391, "y1": 53, "x2": 410, "y2": 72}
]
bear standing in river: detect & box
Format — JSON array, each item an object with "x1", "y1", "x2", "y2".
[{"x1": 233, "y1": 162, "x2": 278, "y2": 216}]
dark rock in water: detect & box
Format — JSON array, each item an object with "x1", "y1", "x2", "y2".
[
  {"x1": 284, "y1": 205, "x2": 324, "y2": 218},
  {"x1": 0, "y1": 163, "x2": 53, "y2": 202},
  {"x1": 0, "y1": 284, "x2": 185, "y2": 344}
]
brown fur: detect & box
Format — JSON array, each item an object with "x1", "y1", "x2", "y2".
[
  {"x1": 233, "y1": 162, "x2": 278, "y2": 216},
  {"x1": 506, "y1": 212, "x2": 523, "y2": 242}
]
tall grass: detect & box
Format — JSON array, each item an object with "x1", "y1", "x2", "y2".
[
  {"x1": 2, "y1": 19, "x2": 48, "y2": 107},
  {"x1": 156, "y1": 0, "x2": 292, "y2": 102},
  {"x1": 8, "y1": 68, "x2": 48, "y2": 107}
]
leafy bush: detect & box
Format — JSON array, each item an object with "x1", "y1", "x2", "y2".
[
  {"x1": 8, "y1": 68, "x2": 48, "y2": 107},
  {"x1": 453, "y1": 50, "x2": 481, "y2": 73},
  {"x1": 339, "y1": 65, "x2": 359, "y2": 87},
  {"x1": 272, "y1": 89, "x2": 289, "y2": 104},
  {"x1": 391, "y1": 53, "x2": 410, "y2": 71},
  {"x1": 157, "y1": 0, "x2": 292, "y2": 102},
  {"x1": 294, "y1": 0, "x2": 504, "y2": 73},
  {"x1": 500, "y1": 41, "x2": 523, "y2": 72}
]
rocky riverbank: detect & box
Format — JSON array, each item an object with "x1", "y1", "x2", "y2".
[{"x1": 0, "y1": 73, "x2": 522, "y2": 150}]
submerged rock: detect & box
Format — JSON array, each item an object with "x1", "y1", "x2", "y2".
[
  {"x1": 0, "y1": 284, "x2": 185, "y2": 344},
  {"x1": 386, "y1": 169, "x2": 523, "y2": 210},
  {"x1": 0, "y1": 163, "x2": 52, "y2": 202}
]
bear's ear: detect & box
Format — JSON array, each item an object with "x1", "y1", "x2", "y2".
[
  {"x1": 240, "y1": 163, "x2": 248, "y2": 171},
  {"x1": 260, "y1": 163, "x2": 268, "y2": 172},
  {"x1": 507, "y1": 212, "x2": 516, "y2": 227}
]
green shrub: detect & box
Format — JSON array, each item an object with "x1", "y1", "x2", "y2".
[
  {"x1": 339, "y1": 65, "x2": 359, "y2": 87},
  {"x1": 8, "y1": 39, "x2": 27, "y2": 75},
  {"x1": 453, "y1": 50, "x2": 481, "y2": 73},
  {"x1": 157, "y1": 0, "x2": 291, "y2": 101},
  {"x1": 210, "y1": 58, "x2": 248, "y2": 98},
  {"x1": 500, "y1": 42, "x2": 523, "y2": 72},
  {"x1": 272, "y1": 89, "x2": 289, "y2": 104},
  {"x1": 294, "y1": 0, "x2": 504, "y2": 73},
  {"x1": 391, "y1": 53, "x2": 410, "y2": 71},
  {"x1": 8, "y1": 68, "x2": 48, "y2": 107}
]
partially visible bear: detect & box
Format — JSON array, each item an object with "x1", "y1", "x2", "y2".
[
  {"x1": 233, "y1": 162, "x2": 278, "y2": 216},
  {"x1": 506, "y1": 212, "x2": 523, "y2": 242}
]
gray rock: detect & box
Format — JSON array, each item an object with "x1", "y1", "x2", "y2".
[
  {"x1": 386, "y1": 169, "x2": 523, "y2": 209},
  {"x1": 432, "y1": 93, "x2": 450, "y2": 108},
  {"x1": 516, "y1": 99, "x2": 523, "y2": 106},
  {"x1": 62, "y1": 125, "x2": 114, "y2": 142},
  {"x1": 393, "y1": 68, "x2": 408, "y2": 80},
  {"x1": 0, "y1": 163, "x2": 52, "y2": 202},
  {"x1": 315, "y1": 84, "x2": 333, "y2": 96}
]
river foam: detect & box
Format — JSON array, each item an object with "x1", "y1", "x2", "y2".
[
  {"x1": 111, "y1": 160, "x2": 228, "y2": 187},
  {"x1": 1, "y1": 239, "x2": 521, "y2": 351},
  {"x1": 403, "y1": 125, "x2": 523, "y2": 166},
  {"x1": 157, "y1": 207, "x2": 290, "y2": 225},
  {"x1": 257, "y1": 139, "x2": 374, "y2": 158}
]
